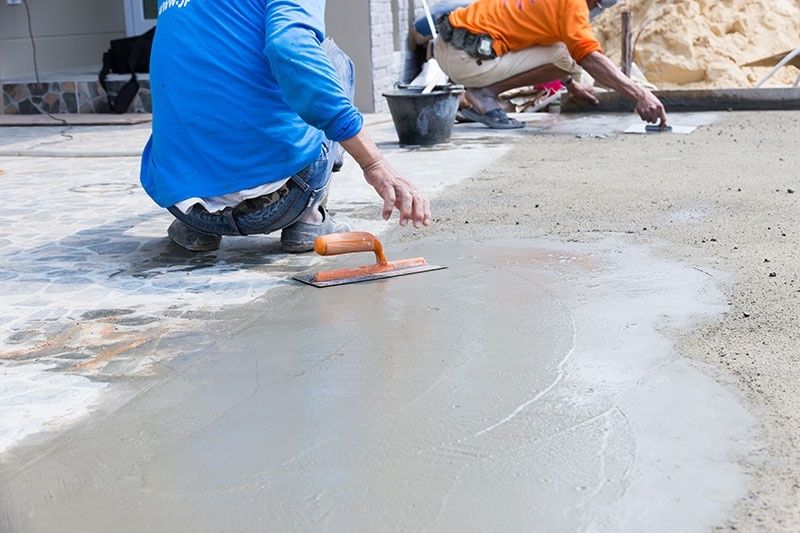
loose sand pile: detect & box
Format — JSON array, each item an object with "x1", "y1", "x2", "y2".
[{"x1": 592, "y1": 0, "x2": 800, "y2": 88}]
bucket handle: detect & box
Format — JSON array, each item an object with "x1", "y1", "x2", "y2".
[{"x1": 394, "y1": 82, "x2": 464, "y2": 93}]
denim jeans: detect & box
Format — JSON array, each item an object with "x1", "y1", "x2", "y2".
[{"x1": 167, "y1": 38, "x2": 355, "y2": 237}]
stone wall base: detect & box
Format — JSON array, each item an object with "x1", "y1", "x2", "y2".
[{"x1": 2, "y1": 80, "x2": 151, "y2": 115}]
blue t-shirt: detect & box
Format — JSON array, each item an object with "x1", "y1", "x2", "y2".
[{"x1": 140, "y1": 0, "x2": 363, "y2": 208}]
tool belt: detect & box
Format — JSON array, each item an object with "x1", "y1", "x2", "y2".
[{"x1": 436, "y1": 15, "x2": 497, "y2": 61}]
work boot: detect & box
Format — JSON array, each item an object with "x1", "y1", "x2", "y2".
[
  {"x1": 280, "y1": 206, "x2": 350, "y2": 253},
  {"x1": 167, "y1": 219, "x2": 222, "y2": 252}
]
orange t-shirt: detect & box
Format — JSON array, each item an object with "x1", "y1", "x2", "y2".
[{"x1": 448, "y1": 0, "x2": 603, "y2": 62}]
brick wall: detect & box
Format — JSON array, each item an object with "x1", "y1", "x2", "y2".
[{"x1": 369, "y1": 0, "x2": 425, "y2": 112}]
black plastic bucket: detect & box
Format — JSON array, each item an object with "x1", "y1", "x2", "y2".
[{"x1": 383, "y1": 85, "x2": 464, "y2": 146}]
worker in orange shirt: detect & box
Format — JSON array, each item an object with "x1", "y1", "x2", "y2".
[{"x1": 433, "y1": 0, "x2": 668, "y2": 129}]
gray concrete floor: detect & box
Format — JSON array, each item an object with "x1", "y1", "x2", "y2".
[
  {"x1": 0, "y1": 112, "x2": 760, "y2": 532},
  {"x1": 0, "y1": 117, "x2": 512, "y2": 455}
]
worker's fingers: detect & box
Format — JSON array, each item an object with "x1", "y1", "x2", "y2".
[
  {"x1": 635, "y1": 104, "x2": 647, "y2": 122},
  {"x1": 658, "y1": 107, "x2": 669, "y2": 127},
  {"x1": 396, "y1": 187, "x2": 413, "y2": 226},
  {"x1": 380, "y1": 184, "x2": 396, "y2": 220},
  {"x1": 580, "y1": 86, "x2": 599, "y2": 105},
  {"x1": 363, "y1": 159, "x2": 431, "y2": 227},
  {"x1": 636, "y1": 92, "x2": 662, "y2": 124},
  {"x1": 410, "y1": 192, "x2": 427, "y2": 228}
]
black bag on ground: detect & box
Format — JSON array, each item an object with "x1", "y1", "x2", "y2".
[{"x1": 98, "y1": 27, "x2": 155, "y2": 114}]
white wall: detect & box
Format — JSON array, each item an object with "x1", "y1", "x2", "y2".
[
  {"x1": 0, "y1": 0, "x2": 420, "y2": 114},
  {"x1": 326, "y1": 0, "x2": 374, "y2": 112},
  {"x1": 369, "y1": 0, "x2": 424, "y2": 112},
  {"x1": 0, "y1": 0, "x2": 125, "y2": 82}
]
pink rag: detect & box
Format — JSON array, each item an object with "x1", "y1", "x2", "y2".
[{"x1": 535, "y1": 80, "x2": 564, "y2": 94}]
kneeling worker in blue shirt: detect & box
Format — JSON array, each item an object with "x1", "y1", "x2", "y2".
[{"x1": 140, "y1": 1, "x2": 430, "y2": 252}]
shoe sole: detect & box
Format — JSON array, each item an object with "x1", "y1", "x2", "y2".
[
  {"x1": 167, "y1": 223, "x2": 221, "y2": 252},
  {"x1": 281, "y1": 241, "x2": 315, "y2": 253}
]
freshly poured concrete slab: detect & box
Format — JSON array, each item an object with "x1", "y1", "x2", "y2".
[
  {"x1": 0, "y1": 110, "x2": 725, "y2": 476},
  {"x1": 0, "y1": 236, "x2": 754, "y2": 532},
  {"x1": 0, "y1": 120, "x2": 511, "y2": 456}
]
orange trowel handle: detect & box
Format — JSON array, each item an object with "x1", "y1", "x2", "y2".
[{"x1": 314, "y1": 231, "x2": 389, "y2": 265}]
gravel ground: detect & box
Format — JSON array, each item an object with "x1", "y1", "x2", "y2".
[{"x1": 402, "y1": 111, "x2": 799, "y2": 531}]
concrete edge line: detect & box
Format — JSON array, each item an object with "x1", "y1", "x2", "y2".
[{"x1": 0, "y1": 151, "x2": 142, "y2": 158}]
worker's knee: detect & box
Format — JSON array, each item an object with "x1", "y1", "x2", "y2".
[{"x1": 546, "y1": 43, "x2": 580, "y2": 76}]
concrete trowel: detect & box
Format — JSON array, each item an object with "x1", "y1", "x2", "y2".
[{"x1": 294, "y1": 231, "x2": 446, "y2": 288}]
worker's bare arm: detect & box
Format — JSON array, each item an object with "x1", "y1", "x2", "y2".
[
  {"x1": 579, "y1": 51, "x2": 668, "y2": 126},
  {"x1": 340, "y1": 129, "x2": 431, "y2": 228}
]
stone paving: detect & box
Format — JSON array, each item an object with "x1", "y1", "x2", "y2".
[{"x1": 0, "y1": 116, "x2": 514, "y2": 454}]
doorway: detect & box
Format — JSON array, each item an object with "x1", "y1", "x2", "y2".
[{"x1": 124, "y1": 0, "x2": 157, "y2": 36}]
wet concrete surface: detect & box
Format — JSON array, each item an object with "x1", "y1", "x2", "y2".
[
  {"x1": 0, "y1": 112, "x2": 723, "y2": 455},
  {"x1": 1, "y1": 112, "x2": 761, "y2": 531},
  {"x1": 0, "y1": 236, "x2": 754, "y2": 532}
]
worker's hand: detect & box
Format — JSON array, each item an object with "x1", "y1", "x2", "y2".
[
  {"x1": 567, "y1": 81, "x2": 599, "y2": 105},
  {"x1": 363, "y1": 158, "x2": 431, "y2": 228},
  {"x1": 635, "y1": 90, "x2": 668, "y2": 127}
]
